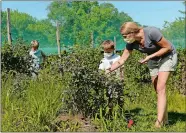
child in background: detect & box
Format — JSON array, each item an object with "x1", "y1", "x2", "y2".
[
  {"x1": 29, "y1": 40, "x2": 46, "y2": 77},
  {"x1": 99, "y1": 40, "x2": 134, "y2": 128},
  {"x1": 99, "y1": 40, "x2": 124, "y2": 112},
  {"x1": 99, "y1": 40, "x2": 123, "y2": 80}
]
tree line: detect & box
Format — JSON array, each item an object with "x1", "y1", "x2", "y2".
[{"x1": 1, "y1": 1, "x2": 185, "y2": 48}]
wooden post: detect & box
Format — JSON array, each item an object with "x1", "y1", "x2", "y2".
[
  {"x1": 7, "y1": 8, "x2": 12, "y2": 46},
  {"x1": 91, "y1": 32, "x2": 94, "y2": 48},
  {"x1": 56, "y1": 20, "x2": 61, "y2": 57},
  {"x1": 181, "y1": 60, "x2": 186, "y2": 94},
  {"x1": 114, "y1": 36, "x2": 116, "y2": 52}
]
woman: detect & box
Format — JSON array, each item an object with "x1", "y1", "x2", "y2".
[{"x1": 106, "y1": 22, "x2": 177, "y2": 128}]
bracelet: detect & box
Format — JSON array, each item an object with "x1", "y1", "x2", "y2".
[
  {"x1": 117, "y1": 61, "x2": 121, "y2": 65},
  {"x1": 107, "y1": 68, "x2": 112, "y2": 72}
]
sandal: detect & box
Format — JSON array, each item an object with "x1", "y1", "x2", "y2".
[
  {"x1": 155, "y1": 119, "x2": 163, "y2": 128},
  {"x1": 155, "y1": 119, "x2": 169, "y2": 128}
]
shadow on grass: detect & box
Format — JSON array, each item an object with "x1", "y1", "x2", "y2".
[
  {"x1": 168, "y1": 111, "x2": 186, "y2": 125},
  {"x1": 126, "y1": 109, "x2": 186, "y2": 123},
  {"x1": 127, "y1": 107, "x2": 142, "y2": 115},
  {"x1": 124, "y1": 107, "x2": 143, "y2": 119}
]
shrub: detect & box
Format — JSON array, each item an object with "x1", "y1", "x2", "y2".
[
  {"x1": 42, "y1": 46, "x2": 126, "y2": 117},
  {"x1": 1, "y1": 44, "x2": 32, "y2": 75}
]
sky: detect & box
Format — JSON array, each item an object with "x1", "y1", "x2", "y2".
[{"x1": 1, "y1": 1, "x2": 185, "y2": 29}]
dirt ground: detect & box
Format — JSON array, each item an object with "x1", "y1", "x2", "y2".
[{"x1": 54, "y1": 113, "x2": 98, "y2": 132}]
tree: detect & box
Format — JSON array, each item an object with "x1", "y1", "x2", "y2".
[
  {"x1": 1, "y1": 10, "x2": 56, "y2": 47},
  {"x1": 47, "y1": 1, "x2": 134, "y2": 48},
  {"x1": 178, "y1": 1, "x2": 186, "y2": 15},
  {"x1": 162, "y1": 2, "x2": 185, "y2": 48}
]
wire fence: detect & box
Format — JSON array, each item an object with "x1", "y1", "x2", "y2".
[{"x1": 1, "y1": 28, "x2": 185, "y2": 55}]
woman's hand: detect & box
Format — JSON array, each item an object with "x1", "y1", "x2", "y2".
[
  {"x1": 105, "y1": 68, "x2": 111, "y2": 74},
  {"x1": 139, "y1": 56, "x2": 151, "y2": 64}
]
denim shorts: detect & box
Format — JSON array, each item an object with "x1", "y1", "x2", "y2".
[{"x1": 147, "y1": 53, "x2": 178, "y2": 77}]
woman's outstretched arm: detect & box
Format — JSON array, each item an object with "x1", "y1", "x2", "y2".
[{"x1": 106, "y1": 49, "x2": 132, "y2": 73}]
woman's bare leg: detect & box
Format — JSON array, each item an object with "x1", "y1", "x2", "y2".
[
  {"x1": 154, "y1": 72, "x2": 170, "y2": 128},
  {"x1": 151, "y1": 72, "x2": 169, "y2": 127}
]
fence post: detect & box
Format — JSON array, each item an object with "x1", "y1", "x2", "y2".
[
  {"x1": 56, "y1": 20, "x2": 61, "y2": 57},
  {"x1": 7, "y1": 8, "x2": 12, "y2": 46},
  {"x1": 91, "y1": 31, "x2": 94, "y2": 48},
  {"x1": 181, "y1": 60, "x2": 186, "y2": 94},
  {"x1": 114, "y1": 36, "x2": 116, "y2": 52}
]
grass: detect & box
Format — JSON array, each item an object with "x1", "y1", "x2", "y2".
[
  {"x1": 1, "y1": 73, "x2": 64, "y2": 131},
  {"x1": 1, "y1": 73, "x2": 186, "y2": 132},
  {"x1": 92, "y1": 83, "x2": 186, "y2": 132}
]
